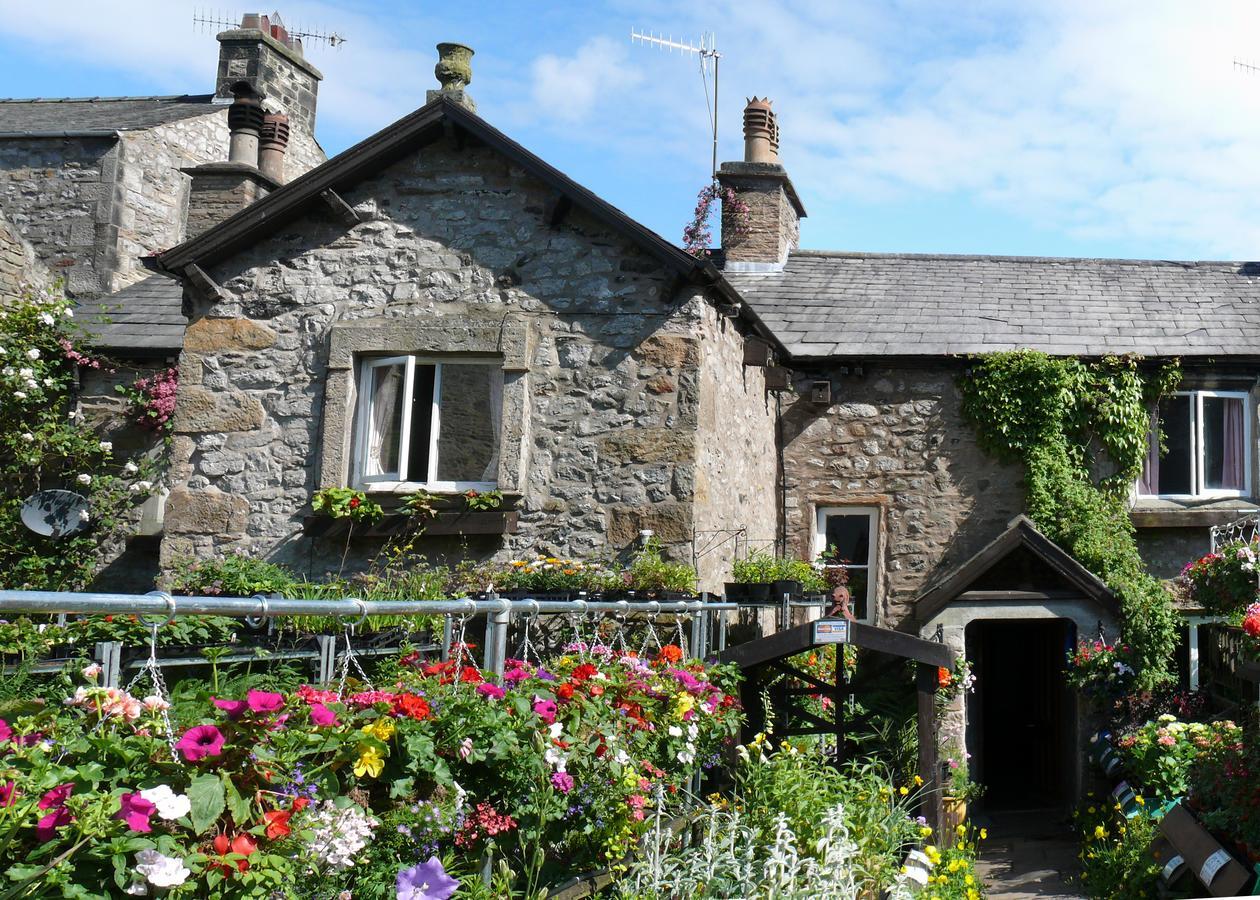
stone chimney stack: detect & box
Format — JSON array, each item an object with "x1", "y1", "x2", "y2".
[
  {"x1": 258, "y1": 112, "x2": 290, "y2": 183},
  {"x1": 717, "y1": 97, "x2": 806, "y2": 271},
  {"x1": 182, "y1": 84, "x2": 279, "y2": 239},
  {"x1": 216, "y1": 12, "x2": 322, "y2": 138},
  {"x1": 426, "y1": 42, "x2": 476, "y2": 112}
]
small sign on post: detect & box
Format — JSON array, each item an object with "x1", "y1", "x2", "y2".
[{"x1": 812, "y1": 618, "x2": 850, "y2": 644}]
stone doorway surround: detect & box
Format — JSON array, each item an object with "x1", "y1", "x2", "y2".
[{"x1": 915, "y1": 516, "x2": 1121, "y2": 811}]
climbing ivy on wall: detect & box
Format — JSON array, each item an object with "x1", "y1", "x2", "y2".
[{"x1": 959, "y1": 351, "x2": 1183, "y2": 689}]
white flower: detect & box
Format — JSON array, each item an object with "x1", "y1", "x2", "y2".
[
  {"x1": 123, "y1": 461, "x2": 139, "y2": 475},
  {"x1": 12, "y1": 391, "x2": 25, "y2": 400},
  {"x1": 38, "y1": 312, "x2": 54, "y2": 326},
  {"x1": 134, "y1": 849, "x2": 189, "y2": 888},
  {"x1": 668, "y1": 725, "x2": 683, "y2": 738},
  {"x1": 139, "y1": 785, "x2": 190, "y2": 821},
  {"x1": 25, "y1": 348, "x2": 38, "y2": 360},
  {"x1": 1, "y1": 367, "x2": 11, "y2": 377},
  {"x1": 543, "y1": 746, "x2": 567, "y2": 772},
  {"x1": 82, "y1": 663, "x2": 102, "y2": 680},
  {"x1": 62, "y1": 308, "x2": 73, "y2": 318},
  {"x1": 129, "y1": 480, "x2": 153, "y2": 494},
  {"x1": 76, "y1": 474, "x2": 91, "y2": 485},
  {"x1": 19, "y1": 433, "x2": 32, "y2": 443},
  {"x1": 77, "y1": 509, "x2": 90, "y2": 523},
  {"x1": 42, "y1": 378, "x2": 53, "y2": 387},
  {"x1": 98, "y1": 441, "x2": 112, "y2": 453},
  {"x1": 303, "y1": 801, "x2": 377, "y2": 870},
  {"x1": 677, "y1": 748, "x2": 696, "y2": 765},
  {"x1": 547, "y1": 722, "x2": 563, "y2": 739},
  {"x1": 0, "y1": 347, "x2": 7, "y2": 355},
  {"x1": 142, "y1": 695, "x2": 170, "y2": 713}
]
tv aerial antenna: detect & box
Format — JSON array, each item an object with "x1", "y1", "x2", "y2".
[
  {"x1": 630, "y1": 29, "x2": 721, "y2": 178},
  {"x1": 192, "y1": 9, "x2": 347, "y2": 49}
]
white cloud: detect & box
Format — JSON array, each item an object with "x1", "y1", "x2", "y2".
[{"x1": 530, "y1": 37, "x2": 644, "y2": 123}]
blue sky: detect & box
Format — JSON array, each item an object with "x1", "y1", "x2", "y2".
[{"x1": 3, "y1": 0, "x2": 1260, "y2": 260}]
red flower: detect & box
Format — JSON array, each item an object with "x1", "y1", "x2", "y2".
[
  {"x1": 394, "y1": 693, "x2": 432, "y2": 721},
  {"x1": 349, "y1": 497, "x2": 361, "y2": 509},
  {"x1": 656, "y1": 645, "x2": 683, "y2": 665},
  {"x1": 589, "y1": 684, "x2": 605, "y2": 697},
  {"x1": 556, "y1": 683, "x2": 575, "y2": 701},
  {"x1": 263, "y1": 809, "x2": 292, "y2": 840},
  {"x1": 459, "y1": 667, "x2": 484, "y2": 685},
  {"x1": 937, "y1": 667, "x2": 953, "y2": 688},
  {"x1": 571, "y1": 663, "x2": 598, "y2": 683}
]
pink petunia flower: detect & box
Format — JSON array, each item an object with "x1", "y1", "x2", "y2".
[
  {"x1": 550, "y1": 771, "x2": 574, "y2": 793},
  {"x1": 246, "y1": 690, "x2": 285, "y2": 713},
  {"x1": 0, "y1": 782, "x2": 13, "y2": 807},
  {"x1": 212, "y1": 697, "x2": 248, "y2": 720},
  {"x1": 309, "y1": 703, "x2": 338, "y2": 727},
  {"x1": 476, "y1": 683, "x2": 506, "y2": 700},
  {"x1": 533, "y1": 698, "x2": 557, "y2": 725},
  {"x1": 39, "y1": 783, "x2": 73, "y2": 810},
  {"x1": 175, "y1": 725, "x2": 226, "y2": 762},
  {"x1": 0, "y1": 719, "x2": 10, "y2": 743},
  {"x1": 35, "y1": 806, "x2": 71, "y2": 843},
  {"x1": 117, "y1": 792, "x2": 156, "y2": 832}
]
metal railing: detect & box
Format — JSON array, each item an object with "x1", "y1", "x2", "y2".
[{"x1": 0, "y1": 590, "x2": 742, "y2": 688}]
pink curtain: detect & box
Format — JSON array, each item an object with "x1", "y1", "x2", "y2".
[
  {"x1": 1222, "y1": 398, "x2": 1245, "y2": 490},
  {"x1": 1138, "y1": 410, "x2": 1159, "y2": 495}
]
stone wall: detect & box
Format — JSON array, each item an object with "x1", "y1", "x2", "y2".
[
  {"x1": 0, "y1": 208, "x2": 51, "y2": 299},
  {"x1": 0, "y1": 137, "x2": 116, "y2": 296},
  {"x1": 160, "y1": 136, "x2": 726, "y2": 577},
  {"x1": 692, "y1": 304, "x2": 778, "y2": 590},
  {"x1": 781, "y1": 364, "x2": 1026, "y2": 626}
]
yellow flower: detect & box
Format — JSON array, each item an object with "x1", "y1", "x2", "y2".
[
  {"x1": 914, "y1": 775, "x2": 924, "y2": 787},
  {"x1": 899, "y1": 786, "x2": 909, "y2": 796},
  {"x1": 919, "y1": 825, "x2": 933, "y2": 838},
  {"x1": 925, "y1": 845, "x2": 941, "y2": 865},
  {"x1": 361, "y1": 719, "x2": 395, "y2": 742},
  {"x1": 1094, "y1": 825, "x2": 1107, "y2": 839},
  {"x1": 965, "y1": 874, "x2": 974, "y2": 886},
  {"x1": 948, "y1": 859, "x2": 962, "y2": 873},
  {"x1": 1087, "y1": 806, "x2": 1096, "y2": 814},
  {"x1": 354, "y1": 746, "x2": 385, "y2": 778},
  {"x1": 979, "y1": 828, "x2": 987, "y2": 840},
  {"x1": 1135, "y1": 795, "x2": 1145, "y2": 806}
]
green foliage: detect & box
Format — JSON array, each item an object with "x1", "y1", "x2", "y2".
[
  {"x1": 311, "y1": 487, "x2": 384, "y2": 524},
  {"x1": 1075, "y1": 800, "x2": 1162, "y2": 899},
  {"x1": 1181, "y1": 539, "x2": 1260, "y2": 615},
  {"x1": 462, "y1": 488, "x2": 503, "y2": 511},
  {"x1": 168, "y1": 553, "x2": 299, "y2": 598},
  {"x1": 732, "y1": 551, "x2": 828, "y2": 593},
  {"x1": 959, "y1": 351, "x2": 1182, "y2": 689},
  {"x1": 626, "y1": 538, "x2": 698, "y2": 594},
  {"x1": 1117, "y1": 716, "x2": 1238, "y2": 803},
  {"x1": 0, "y1": 284, "x2": 160, "y2": 589}
]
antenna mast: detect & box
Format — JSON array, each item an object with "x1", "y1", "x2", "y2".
[
  {"x1": 630, "y1": 29, "x2": 721, "y2": 179},
  {"x1": 192, "y1": 9, "x2": 347, "y2": 49}
]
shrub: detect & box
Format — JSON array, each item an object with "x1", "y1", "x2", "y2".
[
  {"x1": 626, "y1": 539, "x2": 697, "y2": 594},
  {"x1": 168, "y1": 553, "x2": 298, "y2": 598},
  {"x1": 1116, "y1": 715, "x2": 1239, "y2": 802},
  {"x1": 1075, "y1": 801, "x2": 1162, "y2": 899}
]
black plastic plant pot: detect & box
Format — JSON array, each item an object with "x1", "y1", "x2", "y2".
[
  {"x1": 772, "y1": 580, "x2": 802, "y2": 599},
  {"x1": 725, "y1": 582, "x2": 774, "y2": 603}
]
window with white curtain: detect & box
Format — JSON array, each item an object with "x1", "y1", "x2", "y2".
[
  {"x1": 353, "y1": 356, "x2": 502, "y2": 491},
  {"x1": 1138, "y1": 390, "x2": 1250, "y2": 499},
  {"x1": 812, "y1": 506, "x2": 878, "y2": 623}
]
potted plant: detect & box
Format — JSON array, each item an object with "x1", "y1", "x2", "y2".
[
  {"x1": 726, "y1": 551, "x2": 826, "y2": 603},
  {"x1": 942, "y1": 754, "x2": 983, "y2": 833}
]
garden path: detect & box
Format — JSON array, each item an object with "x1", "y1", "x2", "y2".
[{"x1": 973, "y1": 810, "x2": 1084, "y2": 900}]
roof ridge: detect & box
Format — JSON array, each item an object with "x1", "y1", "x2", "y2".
[
  {"x1": 787, "y1": 250, "x2": 1248, "y2": 267},
  {"x1": 0, "y1": 94, "x2": 214, "y2": 104}
]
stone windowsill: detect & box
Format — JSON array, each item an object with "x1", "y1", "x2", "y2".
[
  {"x1": 304, "y1": 507, "x2": 520, "y2": 539},
  {"x1": 1129, "y1": 498, "x2": 1260, "y2": 529}
]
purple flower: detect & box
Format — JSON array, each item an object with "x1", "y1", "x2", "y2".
[
  {"x1": 536, "y1": 668, "x2": 557, "y2": 682},
  {"x1": 551, "y1": 771, "x2": 575, "y2": 794},
  {"x1": 246, "y1": 690, "x2": 286, "y2": 713},
  {"x1": 0, "y1": 719, "x2": 10, "y2": 743},
  {"x1": 396, "y1": 856, "x2": 459, "y2": 900},
  {"x1": 117, "y1": 792, "x2": 156, "y2": 832},
  {"x1": 476, "y1": 682, "x2": 506, "y2": 700},
  {"x1": 175, "y1": 725, "x2": 226, "y2": 762}
]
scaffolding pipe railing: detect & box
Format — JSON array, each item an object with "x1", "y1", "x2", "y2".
[{"x1": 0, "y1": 590, "x2": 740, "y2": 686}]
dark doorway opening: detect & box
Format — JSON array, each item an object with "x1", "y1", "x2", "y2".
[{"x1": 967, "y1": 619, "x2": 1075, "y2": 811}]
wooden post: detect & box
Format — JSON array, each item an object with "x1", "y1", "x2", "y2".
[{"x1": 916, "y1": 662, "x2": 942, "y2": 838}]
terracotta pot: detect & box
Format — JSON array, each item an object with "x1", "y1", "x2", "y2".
[{"x1": 942, "y1": 796, "x2": 968, "y2": 835}]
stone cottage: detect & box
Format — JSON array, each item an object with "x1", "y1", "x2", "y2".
[
  {"x1": 7, "y1": 31, "x2": 1260, "y2": 813},
  {"x1": 0, "y1": 13, "x2": 329, "y2": 585}
]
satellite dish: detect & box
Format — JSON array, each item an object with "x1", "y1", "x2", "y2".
[{"x1": 21, "y1": 490, "x2": 91, "y2": 538}]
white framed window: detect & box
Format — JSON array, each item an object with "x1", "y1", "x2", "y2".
[
  {"x1": 813, "y1": 506, "x2": 879, "y2": 623},
  {"x1": 352, "y1": 355, "x2": 503, "y2": 492},
  {"x1": 1138, "y1": 390, "x2": 1250, "y2": 499}
]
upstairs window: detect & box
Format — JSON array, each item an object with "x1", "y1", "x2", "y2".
[
  {"x1": 353, "y1": 356, "x2": 502, "y2": 491},
  {"x1": 813, "y1": 506, "x2": 878, "y2": 623},
  {"x1": 1138, "y1": 391, "x2": 1250, "y2": 499}
]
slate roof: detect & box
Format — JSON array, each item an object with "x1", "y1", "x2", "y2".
[
  {"x1": 76, "y1": 275, "x2": 185, "y2": 354},
  {"x1": 726, "y1": 251, "x2": 1260, "y2": 358},
  {"x1": 0, "y1": 95, "x2": 220, "y2": 138}
]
